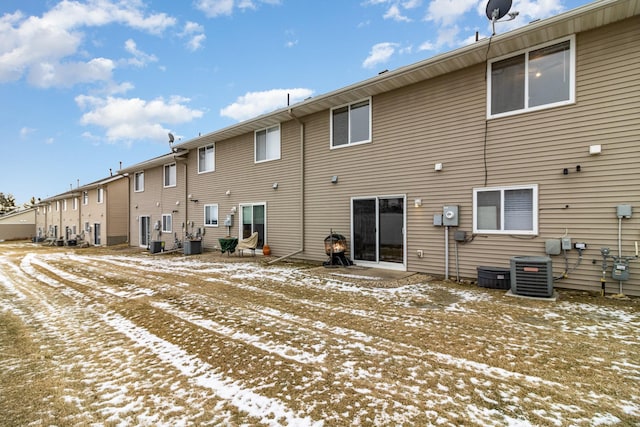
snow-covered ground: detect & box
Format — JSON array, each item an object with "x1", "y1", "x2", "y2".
[{"x1": 0, "y1": 243, "x2": 639, "y2": 426}]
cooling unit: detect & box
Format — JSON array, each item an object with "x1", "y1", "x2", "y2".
[{"x1": 510, "y1": 256, "x2": 554, "y2": 298}]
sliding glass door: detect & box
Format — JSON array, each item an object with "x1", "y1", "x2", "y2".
[{"x1": 352, "y1": 196, "x2": 405, "y2": 269}]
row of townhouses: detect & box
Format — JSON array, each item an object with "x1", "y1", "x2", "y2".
[{"x1": 36, "y1": 0, "x2": 640, "y2": 296}]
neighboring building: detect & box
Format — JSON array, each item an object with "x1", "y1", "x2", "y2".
[
  {"x1": 120, "y1": 0, "x2": 639, "y2": 295},
  {"x1": 37, "y1": 175, "x2": 129, "y2": 246},
  {"x1": 0, "y1": 207, "x2": 36, "y2": 241}
]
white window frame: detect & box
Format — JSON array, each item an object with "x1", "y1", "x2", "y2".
[
  {"x1": 330, "y1": 97, "x2": 372, "y2": 149},
  {"x1": 255, "y1": 125, "x2": 281, "y2": 163},
  {"x1": 204, "y1": 204, "x2": 219, "y2": 227},
  {"x1": 62, "y1": 199, "x2": 67, "y2": 211},
  {"x1": 473, "y1": 184, "x2": 538, "y2": 235},
  {"x1": 198, "y1": 144, "x2": 216, "y2": 173},
  {"x1": 82, "y1": 191, "x2": 88, "y2": 205},
  {"x1": 164, "y1": 163, "x2": 176, "y2": 188},
  {"x1": 134, "y1": 171, "x2": 144, "y2": 192},
  {"x1": 97, "y1": 188, "x2": 104, "y2": 204},
  {"x1": 56, "y1": 201, "x2": 60, "y2": 211},
  {"x1": 72, "y1": 198, "x2": 78, "y2": 210},
  {"x1": 487, "y1": 36, "x2": 575, "y2": 119},
  {"x1": 162, "y1": 214, "x2": 172, "y2": 233}
]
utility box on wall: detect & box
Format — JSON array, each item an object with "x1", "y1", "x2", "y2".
[{"x1": 443, "y1": 205, "x2": 459, "y2": 226}]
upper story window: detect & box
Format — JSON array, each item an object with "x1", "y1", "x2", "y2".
[
  {"x1": 164, "y1": 163, "x2": 176, "y2": 187},
  {"x1": 198, "y1": 144, "x2": 215, "y2": 173},
  {"x1": 331, "y1": 98, "x2": 371, "y2": 148},
  {"x1": 83, "y1": 191, "x2": 88, "y2": 205},
  {"x1": 134, "y1": 172, "x2": 144, "y2": 192},
  {"x1": 62, "y1": 200, "x2": 67, "y2": 211},
  {"x1": 255, "y1": 125, "x2": 280, "y2": 163},
  {"x1": 162, "y1": 214, "x2": 172, "y2": 233},
  {"x1": 97, "y1": 188, "x2": 104, "y2": 204},
  {"x1": 56, "y1": 201, "x2": 60, "y2": 211},
  {"x1": 488, "y1": 36, "x2": 575, "y2": 118},
  {"x1": 473, "y1": 184, "x2": 538, "y2": 235},
  {"x1": 204, "y1": 204, "x2": 218, "y2": 227},
  {"x1": 72, "y1": 198, "x2": 78, "y2": 210}
]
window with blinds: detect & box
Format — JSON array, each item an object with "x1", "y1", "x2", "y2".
[{"x1": 473, "y1": 185, "x2": 538, "y2": 234}]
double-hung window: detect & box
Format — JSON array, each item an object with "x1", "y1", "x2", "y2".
[
  {"x1": 331, "y1": 98, "x2": 371, "y2": 148},
  {"x1": 473, "y1": 185, "x2": 538, "y2": 235},
  {"x1": 255, "y1": 125, "x2": 280, "y2": 163},
  {"x1": 162, "y1": 214, "x2": 172, "y2": 233},
  {"x1": 488, "y1": 36, "x2": 574, "y2": 118},
  {"x1": 83, "y1": 191, "x2": 88, "y2": 205},
  {"x1": 134, "y1": 172, "x2": 144, "y2": 192},
  {"x1": 97, "y1": 188, "x2": 104, "y2": 204},
  {"x1": 63, "y1": 200, "x2": 67, "y2": 211},
  {"x1": 198, "y1": 144, "x2": 215, "y2": 173},
  {"x1": 164, "y1": 163, "x2": 176, "y2": 187},
  {"x1": 204, "y1": 204, "x2": 218, "y2": 227},
  {"x1": 72, "y1": 198, "x2": 78, "y2": 210}
]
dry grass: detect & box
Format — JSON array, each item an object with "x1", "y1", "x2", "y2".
[{"x1": 0, "y1": 241, "x2": 639, "y2": 426}]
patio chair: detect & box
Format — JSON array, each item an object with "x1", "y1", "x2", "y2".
[{"x1": 237, "y1": 232, "x2": 259, "y2": 256}]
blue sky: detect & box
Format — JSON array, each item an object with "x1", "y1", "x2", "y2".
[{"x1": 1, "y1": 0, "x2": 592, "y2": 205}]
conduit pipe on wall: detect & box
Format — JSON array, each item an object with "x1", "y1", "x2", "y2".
[{"x1": 445, "y1": 226, "x2": 449, "y2": 280}]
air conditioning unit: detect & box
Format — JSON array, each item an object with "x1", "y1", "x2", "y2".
[{"x1": 510, "y1": 256, "x2": 554, "y2": 298}]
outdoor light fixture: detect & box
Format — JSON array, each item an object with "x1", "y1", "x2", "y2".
[
  {"x1": 414, "y1": 199, "x2": 422, "y2": 208},
  {"x1": 331, "y1": 175, "x2": 338, "y2": 184},
  {"x1": 434, "y1": 163, "x2": 443, "y2": 171},
  {"x1": 272, "y1": 182, "x2": 278, "y2": 190},
  {"x1": 226, "y1": 190, "x2": 231, "y2": 196},
  {"x1": 589, "y1": 144, "x2": 602, "y2": 155}
]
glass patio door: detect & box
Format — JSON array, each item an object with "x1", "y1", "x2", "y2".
[
  {"x1": 240, "y1": 203, "x2": 265, "y2": 249},
  {"x1": 140, "y1": 216, "x2": 150, "y2": 248},
  {"x1": 352, "y1": 196, "x2": 405, "y2": 269}
]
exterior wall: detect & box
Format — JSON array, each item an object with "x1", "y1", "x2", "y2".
[
  {"x1": 106, "y1": 178, "x2": 129, "y2": 245},
  {"x1": 300, "y1": 16, "x2": 640, "y2": 295},
  {"x1": 59, "y1": 195, "x2": 81, "y2": 240},
  {"x1": 129, "y1": 159, "x2": 187, "y2": 249},
  {"x1": 0, "y1": 209, "x2": 36, "y2": 241},
  {"x1": 80, "y1": 188, "x2": 107, "y2": 245},
  {"x1": 185, "y1": 121, "x2": 303, "y2": 256}
]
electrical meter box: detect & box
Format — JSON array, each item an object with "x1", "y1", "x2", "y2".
[
  {"x1": 224, "y1": 215, "x2": 232, "y2": 227},
  {"x1": 616, "y1": 204, "x2": 632, "y2": 218},
  {"x1": 442, "y1": 205, "x2": 459, "y2": 226}
]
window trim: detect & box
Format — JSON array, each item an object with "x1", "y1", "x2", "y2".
[
  {"x1": 134, "y1": 171, "x2": 145, "y2": 192},
  {"x1": 254, "y1": 125, "x2": 281, "y2": 163},
  {"x1": 96, "y1": 188, "x2": 104, "y2": 204},
  {"x1": 487, "y1": 36, "x2": 575, "y2": 119},
  {"x1": 82, "y1": 191, "x2": 88, "y2": 205},
  {"x1": 162, "y1": 214, "x2": 173, "y2": 233},
  {"x1": 330, "y1": 97, "x2": 372, "y2": 149},
  {"x1": 473, "y1": 184, "x2": 538, "y2": 235},
  {"x1": 204, "y1": 204, "x2": 219, "y2": 227},
  {"x1": 72, "y1": 198, "x2": 78, "y2": 211},
  {"x1": 164, "y1": 163, "x2": 177, "y2": 188},
  {"x1": 198, "y1": 144, "x2": 216, "y2": 174}
]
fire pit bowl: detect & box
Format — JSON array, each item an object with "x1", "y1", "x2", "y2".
[{"x1": 323, "y1": 233, "x2": 353, "y2": 267}]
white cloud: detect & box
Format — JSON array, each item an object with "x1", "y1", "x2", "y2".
[
  {"x1": 75, "y1": 94, "x2": 204, "y2": 142},
  {"x1": 0, "y1": 1, "x2": 175, "y2": 87},
  {"x1": 220, "y1": 88, "x2": 313, "y2": 122},
  {"x1": 180, "y1": 22, "x2": 206, "y2": 51},
  {"x1": 362, "y1": 42, "x2": 399, "y2": 69},
  {"x1": 195, "y1": 0, "x2": 281, "y2": 18},
  {"x1": 123, "y1": 39, "x2": 158, "y2": 67},
  {"x1": 20, "y1": 127, "x2": 36, "y2": 139},
  {"x1": 384, "y1": 5, "x2": 412, "y2": 22},
  {"x1": 425, "y1": 0, "x2": 478, "y2": 26}
]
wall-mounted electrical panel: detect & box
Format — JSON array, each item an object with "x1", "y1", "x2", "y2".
[
  {"x1": 561, "y1": 237, "x2": 572, "y2": 250},
  {"x1": 433, "y1": 214, "x2": 443, "y2": 227},
  {"x1": 617, "y1": 204, "x2": 632, "y2": 218},
  {"x1": 442, "y1": 205, "x2": 459, "y2": 226}
]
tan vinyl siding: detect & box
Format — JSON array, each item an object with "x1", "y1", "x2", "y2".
[
  {"x1": 186, "y1": 121, "x2": 303, "y2": 256},
  {"x1": 106, "y1": 178, "x2": 129, "y2": 245},
  {"x1": 302, "y1": 16, "x2": 640, "y2": 295}
]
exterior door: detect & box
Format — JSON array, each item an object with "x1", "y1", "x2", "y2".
[
  {"x1": 240, "y1": 203, "x2": 266, "y2": 249},
  {"x1": 352, "y1": 196, "x2": 406, "y2": 270},
  {"x1": 94, "y1": 223, "x2": 101, "y2": 245},
  {"x1": 140, "y1": 216, "x2": 150, "y2": 248}
]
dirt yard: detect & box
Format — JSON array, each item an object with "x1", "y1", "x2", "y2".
[{"x1": 0, "y1": 241, "x2": 638, "y2": 426}]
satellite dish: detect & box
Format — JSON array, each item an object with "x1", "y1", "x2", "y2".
[
  {"x1": 485, "y1": 0, "x2": 512, "y2": 21},
  {"x1": 168, "y1": 132, "x2": 175, "y2": 143}
]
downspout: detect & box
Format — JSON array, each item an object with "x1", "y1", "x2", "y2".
[{"x1": 269, "y1": 109, "x2": 305, "y2": 264}]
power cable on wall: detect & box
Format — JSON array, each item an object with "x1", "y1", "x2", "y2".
[{"x1": 483, "y1": 35, "x2": 493, "y2": 187}]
